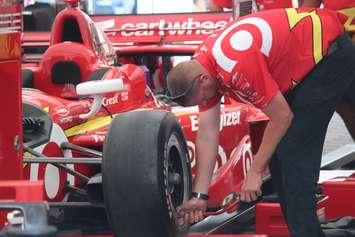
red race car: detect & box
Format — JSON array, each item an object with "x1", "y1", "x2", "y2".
[
  {"x1": 0, "y1": 0, "x2": 354, "y2": 236},
  {"x1": 20, "y1": 1, "x2": 270, "y2": 236}
]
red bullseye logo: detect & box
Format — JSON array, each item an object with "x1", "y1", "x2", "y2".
[
  {"x1": 187, "y1": 141, "x2": 196, "y2": 167},
  {"x1": 24, "y1": 123, "x2": 75, "y2": 202},
  {"x1": 212, "y1": 17, "x2": 273, "y2": 73},
  {"x1": 187, "y1": 140, "x2": 227, "y2": 174},
  {"x1": 39, "y1": 142, "x2": 68, "y2": 201},
  {"x1": 242, "y1": 138, "x2": 253, "y2": 177}
]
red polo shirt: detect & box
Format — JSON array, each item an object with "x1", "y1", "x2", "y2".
[
  {"x1": 323, "y1": 0, "x2": 355, "y2": 33},
  {"x1": 194, "y1": 8, "x2": 345, "y2": 111}
]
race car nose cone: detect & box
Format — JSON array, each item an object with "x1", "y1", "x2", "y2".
[{"x1": 64, "y1": 0, "x2": 80, "y2": 7}]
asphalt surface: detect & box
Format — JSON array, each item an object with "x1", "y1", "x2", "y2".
[{"x1": 323, "y1": 112, "x2": 354, "y2": 155}]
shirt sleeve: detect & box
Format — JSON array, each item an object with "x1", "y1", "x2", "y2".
[{"x1": 231, "y1": 50, "x2": 279, "y2": 108}]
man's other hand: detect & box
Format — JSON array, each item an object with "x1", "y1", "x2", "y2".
[
  {"x1": 240, "y1": 167, "x2": 263, "y2": 202},
  {"x1": 176, "y1": 197, "x2": 207, "y2": 225}
]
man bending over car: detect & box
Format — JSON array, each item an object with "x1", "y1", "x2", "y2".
[{"x1": 167, "y1": 7, "x2": 355, "y2": 237}]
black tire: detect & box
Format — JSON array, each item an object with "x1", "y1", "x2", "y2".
[{"x1": 103, "y1": 111, "x2": 192, "y2": 237}]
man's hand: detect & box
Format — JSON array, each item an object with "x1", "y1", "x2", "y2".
[
  {"x1": 240, "y1": 167, "x2": 263, "y2": 202},
  {"x1": 239, "y1": 92, "x2": 293, "y2": 203},
  {"x1": 176, "y1": 197, "x2": 207, "y2": 225}
]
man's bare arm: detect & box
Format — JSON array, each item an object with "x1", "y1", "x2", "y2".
[
  {"x1": 252, "y1": 91, "x2": 293, "y2": 172},
  {"x1": 193, "y1": 102, "x2": 221, "y2": 194},
  {"x1": 241, "y1": 91, "x2": 293, "y2": 201}
]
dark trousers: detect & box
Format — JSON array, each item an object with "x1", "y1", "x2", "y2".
[{"x1": 269, "y1": 33, "x2": 355, "y2": 237}]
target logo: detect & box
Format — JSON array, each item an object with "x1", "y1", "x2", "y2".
[
  {"x1": 212, "y1": 17, "x2": 273, "y2": 73},
  {"x1": 187, "y1": 141, "x2": 227, "y2": 173},
  {"x1": 242, "y1": 141, "x2": 253, "y2": 178},
  {"x1": 24, "y1": 123, "x2": 75, "y2": 202}
]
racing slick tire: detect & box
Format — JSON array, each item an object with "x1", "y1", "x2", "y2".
[{"x1": 103, "y1": 110, "x2": 192, "y2": 237}]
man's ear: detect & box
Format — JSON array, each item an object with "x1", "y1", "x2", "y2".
[{"x1": 199, "y1": 74, "x2": 210, "y2": 83}]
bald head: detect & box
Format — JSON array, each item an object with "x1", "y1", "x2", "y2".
[{"x1": 167, "y1": 59, "x2": 205, "y2": 97}]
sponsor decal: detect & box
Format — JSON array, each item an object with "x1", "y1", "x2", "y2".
[
  {"x1": 190, "y1": 115, "x2": 199, "y2": 132},
  {"x1": 27, "y1": 123, "x2": 74, "y2": 202},
  {"x1": 59, "y1": 116, "x2": 73, "y2": 124},
  {"x1": 187, "y1": 141, "x2": 196, "y2": 168},
  {"x1": 242, "y1": 142, "x2": 253, "y2": 177},
  {"x1": 187, "y1": 135, "x2": 252, "y2": 173},
  {"x1": 91, "y1": 134, "x2": 106, "y2": 143},
  {"x1": 117, "y1": 18, "x2": 228, "y2": 37},
  {"x1": 121, "y1": 91, "x2": 128, "y2": 101},
  {"x1": 54, "y1": 105, "x2": 70, "y2": 117},
  {"x1": 190, "y1": 111, "x2": 241, "y2": 132},
  {"x1": 220, "y1": 111, "x2": 241, "y2": 130},
  {"x1": 187, "y1": 141, "x2": 228, "y2": 171},
  {"x1": 102, "y1": 95, "x2": 119, "y2": 106}
]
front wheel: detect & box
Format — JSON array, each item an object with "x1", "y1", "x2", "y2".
[{"x1": 103, "y1": 110, "x2": 192, "y2": 237}]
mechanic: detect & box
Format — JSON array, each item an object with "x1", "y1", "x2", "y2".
[
  {"x1": 167, "y1": 8, "x2": 355, "y2": 237},
  {"x1": 300, "y1": 0, "x2": 355, "y2": 141}
]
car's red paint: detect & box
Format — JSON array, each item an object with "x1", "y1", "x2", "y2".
[
  {"x1": 0, "y1": 4, "x2": 22, "y2": 181},
  {"x1": 322, "y1": 176, "x2": 355, "y2": 220},
  {"x1": 2, "y1": 1, "x2": 355, "y2": 236}
]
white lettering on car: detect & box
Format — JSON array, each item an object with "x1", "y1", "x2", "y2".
[
  {"x1": 121, "y1": 92, "x2": 129, "y2": 101},
  {"x1": 102, "y1": 95, "x2": 119, "y2": 106},
  {"x1": 92, "y1": 134, "x2": 106, "y2": 143},
  {"x1": 190, "y1": 115, "x2": 199, "y2": 132},
  {"x1": 54, "y1": 105, "x2": 70, "y2": 117},
  {"x1": 220, "y1": 111, "x2": 240, "y2": 131},
  {"x1": 120, "y1": 18, "x2": 229, "y2": 37},
  {"x1": 59, "y1": 116, "x2": 73, "y2": 124},
  {"x1": 190, "y1": 111, "x2": 240, "y2": 132}
]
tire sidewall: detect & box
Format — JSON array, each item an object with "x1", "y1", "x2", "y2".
[
  {"x1": 103, "y1": 111, "x2": 192, "y2": 237},
  {"x1": 158, "y1": 114, "x2": 192, "y2": 235}
]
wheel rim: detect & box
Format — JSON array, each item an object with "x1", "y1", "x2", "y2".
[{"x1": 165, "y1": 133, "x2": 190, "y2": 211}]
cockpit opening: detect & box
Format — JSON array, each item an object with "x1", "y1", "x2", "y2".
[{"x1": 62, "y1": 18, "x2": 83, "y2": 43}]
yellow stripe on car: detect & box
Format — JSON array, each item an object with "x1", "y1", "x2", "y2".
[
  {"x1": 65, "y1": 115, "x2": 115, "y2": 137},
  {"x1": 64, "y1": 108, "x2": 153, "y2": 137}
]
